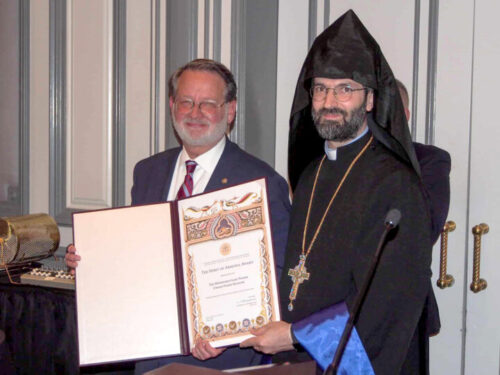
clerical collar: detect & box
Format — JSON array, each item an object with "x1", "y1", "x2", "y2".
[{"x1": 324, "y1": 127, "x2": 369, "y2": 160}]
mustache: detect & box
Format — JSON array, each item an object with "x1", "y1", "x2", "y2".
[
  {"x1": 316, "y1": 107, "x2": 348, "y2": 117},
  {"x1": 181, "y1": 117, "x2": 210, "y2": 126}
]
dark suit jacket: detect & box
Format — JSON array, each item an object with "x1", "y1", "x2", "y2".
[
  {"x1": 401, "y1": 142, "x2": 451, "y2": 374},
  {"x1": 132, "y1": 139, "x2": 291, "y2": 373},
  {"x1": 414, "y1": 143, "x2": 452, "y2": 243}
]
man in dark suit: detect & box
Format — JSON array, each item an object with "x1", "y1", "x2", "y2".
[
  {"x1": 396, "y1": 79, "x2": 451, "y2": 243},
  {"x1": 397, "y1": 78, "x2": 451, "y2": 374},
  {"x1": 66, "y1": 59, "x2": 291, "y2": 373},
  {"x1": 130, "y1": 59, "x2": 290, "y2": 280}
]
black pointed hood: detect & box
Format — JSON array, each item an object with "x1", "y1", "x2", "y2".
[{"x1": 288, "y1": 9, "x2": 420, "y2": 191}]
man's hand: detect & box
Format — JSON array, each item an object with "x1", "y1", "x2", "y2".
[
  {"x1": 192, "y1": 339, "x2": 226, "y2": 361},
  {"x1": 65, "y1": 244, "x2": 81, "y2": 275},
  {"x1": 240, "y1": 321, "x2": 294, "y2": 354}
]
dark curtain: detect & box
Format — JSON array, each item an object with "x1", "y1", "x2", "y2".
[{"x1": 0, "y1": 284, "x2": 78, "y2": 374}]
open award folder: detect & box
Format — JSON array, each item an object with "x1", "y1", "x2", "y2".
[{"x1": 72, "y1": 178, "x2": 281, "y2": 366}]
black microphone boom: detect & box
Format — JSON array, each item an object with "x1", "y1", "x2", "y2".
[{"x1": 324, "y1": 209, "x2": 402, "y2": 375}]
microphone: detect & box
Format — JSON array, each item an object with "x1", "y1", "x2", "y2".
[
  {"x1": 324, "y1": 209, "x2": 402, "y2": 375},
  {"x1": 385, "y1": 208, "x2": 401, "y2": 228}
]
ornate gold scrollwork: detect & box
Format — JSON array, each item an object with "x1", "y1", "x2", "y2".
[
  {"x1": 470, "y1": 223, "x2": 489, "y2": 293},
  {"x1": 437, "y1": 221, "x2": 456, "y2": 289}
]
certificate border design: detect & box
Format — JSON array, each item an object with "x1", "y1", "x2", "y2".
[{"x1": 182, "y1": 189, "x2": 277, "y2": 343}]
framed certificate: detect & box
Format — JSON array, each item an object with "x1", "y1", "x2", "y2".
[
  {"x1": 73, "y1": 178, "x2": 281, "y2": 366},
  {"x1": 177, "y1": 179, "x2": 280, "y2": 348}
]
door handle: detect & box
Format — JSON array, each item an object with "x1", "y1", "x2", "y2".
[
  {"x1": 437, "y1": 221, "x2": 456, "y2": 289},
  {"x1": 470, "y1": 223, "x2": 489, "y2": 293}
]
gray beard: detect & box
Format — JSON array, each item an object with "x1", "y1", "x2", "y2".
[
  {"x1": 172, "y1": 111, "x2": 228, "y2": 147},
  {"x1": 312, "y1": 103, "x2": 367, "y2": 142}
]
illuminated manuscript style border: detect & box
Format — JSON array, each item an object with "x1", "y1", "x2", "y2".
[{"x1": 182, "y1": 189, "x2": 277, "y2": 343}]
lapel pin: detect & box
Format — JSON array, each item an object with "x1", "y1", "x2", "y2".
[{"x1": 221, "y1": 178, "x2": 228, "y2": 184}]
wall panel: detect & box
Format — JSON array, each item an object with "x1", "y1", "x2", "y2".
[
  {"x1": 66, "y1": 0, "x2": 113, "y2": 210},
  {"x1": 0, "y1": 0, "x2": 29, "y2": 217},
  {"x1": 50, "y1": 0, "x2": 125, "y2": 228}
]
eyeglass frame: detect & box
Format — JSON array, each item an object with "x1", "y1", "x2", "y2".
[
  {"x1": 309, "y1": 83, "x2": 368, "y2": 103},
  {"x1": 173, "y1": 97, "x2": 227, "y2": 116}
]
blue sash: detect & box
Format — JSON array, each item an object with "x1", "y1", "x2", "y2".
[{"x1": 292, "y1": 302, "x2": 374, "y2": 374}]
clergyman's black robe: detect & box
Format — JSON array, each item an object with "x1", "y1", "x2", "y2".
[{"x1": 277, "y1": 132, "x2": 433, "y2": 374}]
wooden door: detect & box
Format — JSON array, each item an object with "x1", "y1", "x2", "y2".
[
  {"x1": 431, "y1": 1, "x2": 499, "y2": 373},
  {"x1": 463, "y1": 0, "x2": 500, "y2": 373},
  {"x1": 430, "y1": 2, "x2": 474, "y2": 373}
]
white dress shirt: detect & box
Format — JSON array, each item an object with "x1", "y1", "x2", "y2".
[{"x1": 166, "y1": 136, "x2": 226, "y2": 201}]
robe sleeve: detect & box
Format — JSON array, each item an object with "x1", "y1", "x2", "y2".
[
  {"x1": 347, "y1": 167, "x2": 433, "y2": 374},
  {"x1": 291, "y1": 302, "x2": 374, "y2": 374}
]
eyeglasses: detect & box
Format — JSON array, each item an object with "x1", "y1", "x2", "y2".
[
  {"x1": 174, "y1": 98, "x2": 225, "y2": 117},
  {"x1": 310, "y1": 84, "x2": 367, "y2": 102}
]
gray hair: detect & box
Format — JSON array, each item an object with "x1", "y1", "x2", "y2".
[{"x1": 168, "y1": 59, "x2": 237, "y2": 102}]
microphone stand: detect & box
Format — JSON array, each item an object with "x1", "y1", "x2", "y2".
[{"x1": 323, "y1": 220, "x2": 397, "y2": 375}]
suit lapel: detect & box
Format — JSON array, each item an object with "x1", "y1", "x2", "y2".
[
  {"x1": 205, "y1": 139, "x2": 235, "y2": 192},
  {"x1": 159, "y1": 149, "x2": 181, "y2": 201}
]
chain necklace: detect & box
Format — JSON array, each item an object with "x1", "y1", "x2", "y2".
[{"x1": 287, "y1": 135, "x2": 373, "y2": 311}]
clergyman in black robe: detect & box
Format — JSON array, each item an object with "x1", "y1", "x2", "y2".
[{"x1": 241, "y1": 10, "x2": 433, "y2": 375}]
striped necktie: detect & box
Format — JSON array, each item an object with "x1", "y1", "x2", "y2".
[{"x1": 176, "y1": 160, "x2": 197, "y2": 199}]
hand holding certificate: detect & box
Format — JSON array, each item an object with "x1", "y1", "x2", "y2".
[{"x1": 73, "y1": 178, "x2": 281, "y2": 366}]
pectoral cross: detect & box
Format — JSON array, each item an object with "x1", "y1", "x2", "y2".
[{"x1": 288, "y1": 254, "x2": 310, "y2": 311}]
